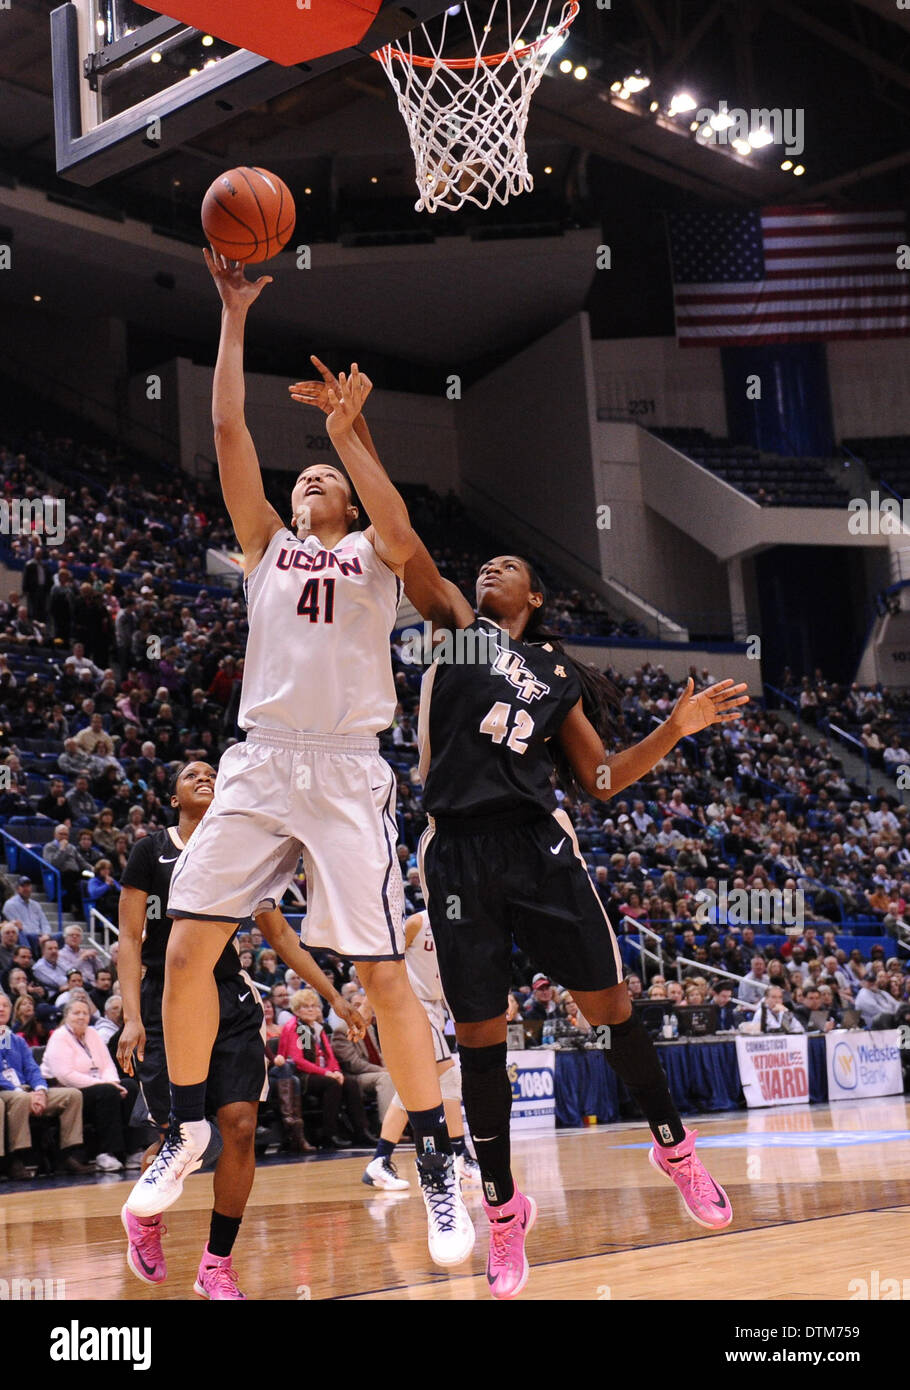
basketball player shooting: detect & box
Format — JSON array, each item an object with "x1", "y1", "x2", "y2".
[{"x1": 125, "y1": 251, "x2": 475, "y2": 1270}]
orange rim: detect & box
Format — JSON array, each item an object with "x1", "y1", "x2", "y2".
[{"x1": 372, "y1": 0, "x2": 578, "y2": 70}]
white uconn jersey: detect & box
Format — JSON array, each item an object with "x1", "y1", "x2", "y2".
[
  {"x1": 240, "y1": 528, "x2": 401, "y2": 736},
  {"x1": 406, "y1": 910, "x2": 444, "y2": 1004}
]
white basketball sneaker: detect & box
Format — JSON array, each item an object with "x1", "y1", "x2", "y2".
[
  {"x1": 125, "y1": 1120, "x2": 215, "y2": 1218},
  {"x1": 455, "y1": 1152, "x2": 482, "y2": 1187},
  {"x1": 418, "y1": 1153, "x2": 476, "y2": 1267},
  {"x1": 362, "y1": 1156, "x2": 410, "y2": 1190}
]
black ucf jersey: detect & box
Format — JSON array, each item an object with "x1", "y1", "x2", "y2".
[{"x1": 418, "y1": 617, "x2": 582, "y2": 819}]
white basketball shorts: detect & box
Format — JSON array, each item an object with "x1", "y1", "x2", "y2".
[
  {"x1": 167, "y1": 728, "x2": 405, "y2": 961},
  {"x1": 423, "y1": 996, "x2": 451, "y2": 1063}
]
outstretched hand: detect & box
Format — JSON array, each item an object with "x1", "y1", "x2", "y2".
[
  {"x1": 325, "y1": 364, "x2": 373, "y2": 439},
  {"x1": 203, "y1": 246, "x2": 273, "y2": 313},
  {"x1": 288, "y1": 355, "x2": 340, "y2": 415},
  {"x1": 668, "y1": 677, "x2": 749, "y2": 737}
]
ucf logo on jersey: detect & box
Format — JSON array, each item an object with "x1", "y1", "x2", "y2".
[{"x1": 491, "y1": 640, "x2": 550, "y2": 704}]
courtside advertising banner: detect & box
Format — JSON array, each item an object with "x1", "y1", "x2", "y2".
[
  {"x1": 506, "y1": 1049, "x2": 556, "y2": 1130},
  {"x1": 735, "y1": 1033, "x2": 810, "y2": 1108},
  {"x1": 826, "y1": 1028, "x2": 903, "y2": 1101}
]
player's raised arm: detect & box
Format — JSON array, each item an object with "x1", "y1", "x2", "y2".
[
  {"x1": 557, "y1": 677, "x2": 749, "y2": 801},
  {"x1": 403, "y1": 534, "x2": 474, "y2": 632},
  {"x1": 205, "y1": 248, "x2": 284, "y2": 571},
  {"x1": 324, "y1": 365, "x2": 416, "y2": 569}
]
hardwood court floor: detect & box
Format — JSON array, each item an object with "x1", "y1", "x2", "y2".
[{"x1": 3, "y1": 1097, "x2": 908, "y2": 1301}]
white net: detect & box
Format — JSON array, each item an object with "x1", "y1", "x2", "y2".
[{"x1": 373, "y1": 0, "x2": 579, "y2": 214}]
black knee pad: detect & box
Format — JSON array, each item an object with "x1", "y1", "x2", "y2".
[
  {"x1": 458, "y1": 1041, "x2": 507, "y2": 1074},
  {"x1": 458, "y1": 1042, "x2": 510, "y2": 1137}
]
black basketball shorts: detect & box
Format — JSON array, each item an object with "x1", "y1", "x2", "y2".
[
  {"x1": 418, "y1": 808, "x2": 623, "y2": 1023},
  {"x1": 138, "y1": 971, "x2": 267, "y2": 1127}
]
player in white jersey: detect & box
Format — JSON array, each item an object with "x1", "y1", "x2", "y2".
[
  {"x1": 363, "y1": 911, "x2": 481, "y2": 1191},
  {"x1": 126, "y1": 252, "x2": 474, "y2": 1269}
]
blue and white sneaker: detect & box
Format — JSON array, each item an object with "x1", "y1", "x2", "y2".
[{"x1": 418, "y1": 1153, "x2": 476, "y2": 1267}]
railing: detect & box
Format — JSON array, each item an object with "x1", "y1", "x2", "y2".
[
  {"x1": 820, "y1": 720, "x2": 871, "y2": 791},
  {"x1": 622, "y1": 921, "x2": 764, "y2": 1004},
  {"x1": 0, "y1": 828, "x2": 62, "y2": 931},
  {"x1": 88, "y1": 907, "x2": 118, "y2": 964},
  {"x1": 763, "y1": 682, "x2": 800, "y2": 715}
]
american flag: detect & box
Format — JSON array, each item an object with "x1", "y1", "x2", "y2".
[{"x1": 667, "y1": 206, "x2": 910, "y2": 345}]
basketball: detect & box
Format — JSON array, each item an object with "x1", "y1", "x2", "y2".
[{"x1": 201, "y1": 166, "x2": 296, "y2": 264}]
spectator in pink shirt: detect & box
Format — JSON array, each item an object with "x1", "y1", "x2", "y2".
[
  {"x1": 278, "y1": 989, "x2": 372, "y2": 1150},
  {"x1": 41, "y1": 997, "x2": 139, "y2": 1171}
]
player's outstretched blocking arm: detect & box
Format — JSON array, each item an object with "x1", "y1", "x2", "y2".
[
  {"x1": 322, "y1": 365, "x2": 416, "y2": 569},
  {"x1": 557, "y1": 677, "x2": 750, "y2": 801},
  {"x1": 402, "y1": 534, "x2": 474, "y2": 631},
  {"x1": 205, "y1": 248, "x2": 284, "y2": 571},
  {"x1": 254, "y1": 907, "x2": 365, "y2": 1039},
  {"x1": 289, "y1": 355, "x2": 383, "y2": 467}
]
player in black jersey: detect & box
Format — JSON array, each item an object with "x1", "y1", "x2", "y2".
[
  {"x1": 116, "y1": 761, "x2": 364, "y2": 1299},
  {"x1": 404, "y1": 545, "x2": 749, "y2": 1298}
]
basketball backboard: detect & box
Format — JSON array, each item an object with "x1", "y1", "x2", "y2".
[{"x1": 52, "y1": 0, "x2": 451, "y2": 185}]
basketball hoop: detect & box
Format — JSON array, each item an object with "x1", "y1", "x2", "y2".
[{"x1": 372, "y1": 0, "x2": 579, "y2": 213}]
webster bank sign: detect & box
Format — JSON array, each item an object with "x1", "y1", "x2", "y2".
[{"x1": 826, "y1": 1030, "x2": 903, "y2": 1102}]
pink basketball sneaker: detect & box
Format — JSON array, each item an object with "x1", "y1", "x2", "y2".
[
  {"x1": 649, "y1": 1126, "x2": 733, "y2": 1229},
  {"x1": 194, "y1": 1246, "x2": 247, "y2": 1300},
  {"x1": 481, "y1": 1188, "x2": 538, "y2": 1299},
  {"x1": 121, "y1": 1204, "x2": 167, "y2": 1285}
]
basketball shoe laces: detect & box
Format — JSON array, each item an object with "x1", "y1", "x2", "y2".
[
  {"x1": 489, "y1": 1211, "x2": 522, "y2": 1264},
  {"x1": 146, "y1": 1123, "x2": 193, "y2": 1184},
  {"x1": 670, "y1": 1149, "x2": 717, "y2": 1203},
  {"x1": 134, "y1": 1217, "x2": 166, "y2": 1258},
  {"x1": 420, "y1": 1161, "x2": 457, "y2": 1231},
  {"x1": 203, "y1": 1257, "x2": 240, "y2": 1296}
]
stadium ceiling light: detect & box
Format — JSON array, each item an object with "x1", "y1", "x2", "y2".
[
  {"x1": 696, "y1": 122, "x2": 714, "y2": 141},
  {"x1": 623, "y1": 73, "x2": 650, "y2": 93},
  {"x1": 649, "y1": 99, "x2": 659, "y2": 112},
  {"x1": 689, "y1": 119, "x2": 700, "y2": 131},
  {"x1": 150, "y1": 51, "x2": 162, "y2": 63},
  {"x1": 573, "y1": 64, "x2": 588, "y2": 80},
  {"x1": 202, "y1": 34, "x2": 215, "y2": 46},
  {"x1": 710, "y1": 109, "x2": 735, "y2": 132},
  {"x1": 544, "y1": 164, "x2": 553, "y2": 174},
  {"x1": 189, "y1": 67, "x2": 199, "y2": 76},
  {"x1": 668, "y1": 91, "x2": 697, "y2": 116},
  {"x1": 304, "y1": 186, "x2": 312, "y2": 195},
  {"x1": 446, "y1": 4, "x2": 462, "y2": 14},
  {"x1": 793, "y1": 164, "x2": 806, "y2": 176},
  {"x1": 780, "y1": 159, "x2": 793, "y2": 171},
  {"x1": 32, "y1": 294, "x2": 41, "y2": 302},
  {"x1": 204, "y1": 58, "x2": 217, "y2": 68},
  {"x1": 610, "y1": 80, "x2": 622, "y2": 92},
  {"x1": 541, "y1": 31, "x2": 568, "y2": 58},
  {"x1": 371, "y1": 176, "x2": 378, "y2": 183},
  {"x1": 731, "y1": 137, "x2": 752, "y2": 156},
  {"x1": 749, "y1": 127, "x2": 774, "y2": 149},
  {"x1": 559, "y1": 58, "x2": 573, "y2": 74}
]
